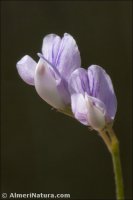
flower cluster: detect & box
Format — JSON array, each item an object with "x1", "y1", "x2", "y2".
[{"x1": 16, "y1": 33, "x2": 117, "y2": 131}]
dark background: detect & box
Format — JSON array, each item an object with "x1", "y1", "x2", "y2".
[{"x1": 1, "y1": 1, "x2": 132, "y2": 199}]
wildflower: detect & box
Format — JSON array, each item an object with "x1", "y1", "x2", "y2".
[
  {"x1": 16, "y1": 33, "x2": 81, "y2": 113},
  {"x1": 68, "y1": 65, "x2": 117, "y2": 130}
]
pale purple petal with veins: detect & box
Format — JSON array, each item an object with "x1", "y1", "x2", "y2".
[
  {"x1": 56, "y1": 79, "x2": 70, "y2": 105},
  {"x1": 68, "y1": 68, "x2": 90, "y2": 95},
  {"x1": 16, "y1": 55, "x2": 37, "y2": 85},
  {"x1": 88, "y1": 65, "x2": 117, "y2": 120},
  {"x1": 42, "y1": 33, "x2": 81, "y2": 80},
  {"x1": 42, "y1": 34, "x2": 61, "y2": 65}
]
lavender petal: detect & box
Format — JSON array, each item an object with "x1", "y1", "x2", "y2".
[
  {"x1": 42, "y1": 34, "x2": 61, "y2": 65},
  {"x1": 88, "y1": 65, "x2": 117, "y2": 120},
  {"x1": 16, "y1": 55, "x2": 37, "y2": 85},
  {"x1": 68, "y1": 68, "x2": 90, "y2": 95},
  {"x1": 56, "y1": 33, "x2": 81, "y2": 80},
  {"x1": 42, "y1": 33, "x2": 81, "y2": 80}
]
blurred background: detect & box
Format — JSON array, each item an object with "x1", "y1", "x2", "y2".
[{"x1": 1, "y1": 1, "x2": 132, "y2": 199}]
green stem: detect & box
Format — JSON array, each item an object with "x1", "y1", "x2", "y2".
[
  {"x1": 99, "y1": 127, "x2": 124, "y2": 200},
  {"x1": 110, "y1": 129, "x2": 124, "y2": 200}
]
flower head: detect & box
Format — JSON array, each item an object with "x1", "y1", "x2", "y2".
[
  {"x1": 68, "y1": 65, "x2": 117, "y2": 130},
  {"x1": 16, "y1": 33, "x2": 81, "y2": 113}
]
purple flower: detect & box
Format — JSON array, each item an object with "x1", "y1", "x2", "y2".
[
  {"x1": 68, "y1": 65, "x2": 117, "y2": 130},
  {"x1": 16, "y1": 33, "x2": 81, "y2": 112}
]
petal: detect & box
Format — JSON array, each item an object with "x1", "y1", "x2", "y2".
[
  {"x1": 56, "y1": 33, "x2": 81, "y2": 80},
  {"x1": 16, "y1": 55, "x2": 37, "y2": 85},
  {"x1": 42, "y1": 33, "x2": 81, "y2": 80},
  {"x1": 71, "y1": 93, "x2": 88, "y2": 125},
  {"x1": 34, "y1": 58, "x2": 65, "y2": 109},
  {"x1": 42, "y1": 34, "x2": 61, "y2": 64},
  {"x1": 85, "y1": 93, "x2": 106, "y2": 130},
  {"x1": 88, "y1": 65, "x2": 117, "y2": 119},
  {"x1": 37, "y1": 53, "x2": 71, "y2": 105},
  {"x1": 56, "y1": 79, "x2": 71, "y2": 105},
  {"x1": 68, "y1": 68, "x2": 90, "y2": 95}
]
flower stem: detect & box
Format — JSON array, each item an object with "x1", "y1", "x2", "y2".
[
  {"x1": 109, "y1": 128, "x2": 124, "y2": 200},
  {"x1": 99, "y1": 127, "x2": 124, "y2": 200}
]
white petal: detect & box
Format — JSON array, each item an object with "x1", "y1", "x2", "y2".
[
  {"x1": 85, "y1": 93, "x2": 106, "y2": 130},
  {"x1": 34, "y1": 58, "x2": 65, "y2": 109},
  {"x1": 71, "y1": 93, "x2": 88, "y2": 125}
]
